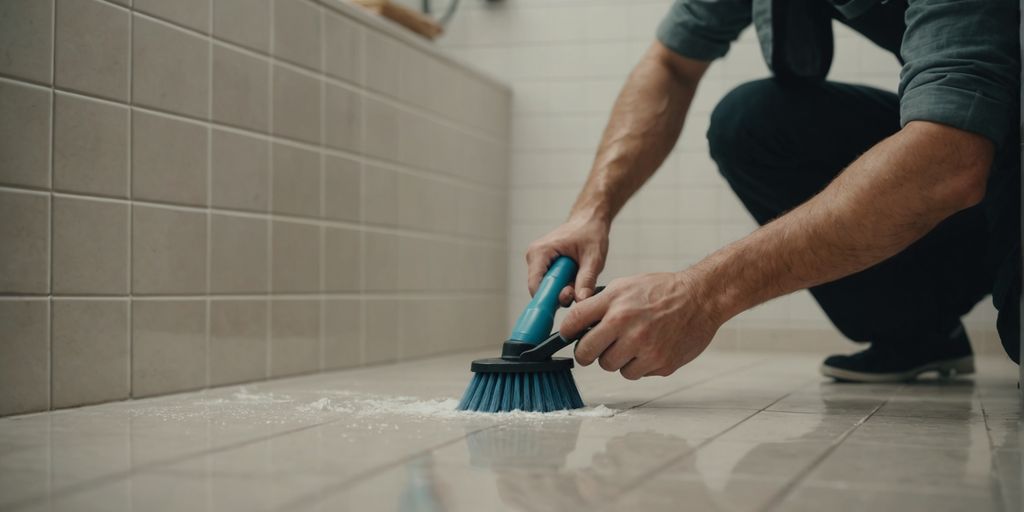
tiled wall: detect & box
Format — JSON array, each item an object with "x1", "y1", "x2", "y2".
[
  {"x1": 0, "y1": 0, "x2": 511, "y2": 416},
  {"x1": 434, "y1": 0, "x2": 1002, "y2": 352}
]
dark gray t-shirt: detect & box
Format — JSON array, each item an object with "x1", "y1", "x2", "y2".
[{"x1": 656, "y1": 0, "x2": 1020, "y2": 147}]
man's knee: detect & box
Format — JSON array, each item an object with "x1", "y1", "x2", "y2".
[{"x1": 707, "y1": 78, "x2": 793, "y2": 172}]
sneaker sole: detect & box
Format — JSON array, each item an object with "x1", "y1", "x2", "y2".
[{"x1": 819, "y1": 355, "x2": 975, "y2": 383}]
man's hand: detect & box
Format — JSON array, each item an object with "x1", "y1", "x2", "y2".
[
  {"x1": 526, "y1": 215, "x2": 610, "y2": 304},
  {"x1": 559, "y1": 269, "x2": 726, "y2": 380}
]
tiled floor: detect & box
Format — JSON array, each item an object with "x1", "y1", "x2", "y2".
[{"x1": 0, "y1": 350, "x2": 1020, "y2": 512}]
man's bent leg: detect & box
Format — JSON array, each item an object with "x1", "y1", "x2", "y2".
[{"x1": 707, "y1": 78, "x2": 992, "y2": 376}]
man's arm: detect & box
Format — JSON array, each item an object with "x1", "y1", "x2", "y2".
[
  {"x1": 570, "y1": 42, "x2": 710, "y2": 225},
  {"x1": 526, "y1": 42, "x2": 710, "y2": 302},
  {"x1": 564, "y1": 121, "x2": 993, "y2": 379},
  {"x1": 701, "y1": 121, "x2": 993, "y2": 322}
]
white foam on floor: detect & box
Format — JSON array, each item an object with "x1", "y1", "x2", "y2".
[
  {"x1": 298, "y1": 395, "x2": 617, "y2": 420},
  {"x1": 197, "y1": 388, "x2": 292, "y2": 406},
  {"x1": 127, "y1": 387, "x2": 616, "y2": 425}
]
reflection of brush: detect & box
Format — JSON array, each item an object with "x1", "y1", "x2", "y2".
[
  {"x1": 466, "y1": 419, "x2": 582, "y2": 470},
  {"x1": 457, "y1": 256, "x2": 588, "y2": 413}
]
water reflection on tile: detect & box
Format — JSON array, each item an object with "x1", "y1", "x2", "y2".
[
  {"x1": 875, "y1": 396, "x2": 984, "y2": 420},
  {"x1": 615, "y1": 475, "x2": 785, "y2": 512},
  {"x1": 806, "y1": 442, "x2": 999, "y2": 490},
  {"x1": 776, "y1": 483, "x2": 1009, "y2": 512},
  {"x1": 0, "y1": 351, "x2": 1019, "y2": 512}
]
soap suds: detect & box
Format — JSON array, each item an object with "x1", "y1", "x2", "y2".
[
  {"x1": 196, "y1": 387, "x2": 292, "y2": 406},
  {"x1": 298, "y1": 395, "x2": 617, "y2": 420},
  {"x1": 128, "y1": 386, "x2": 617, "y2": 424}
]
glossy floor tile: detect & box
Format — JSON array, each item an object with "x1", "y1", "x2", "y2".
[{"x1": 0, "y1": 350, "x2": 1020, "y2": 512}]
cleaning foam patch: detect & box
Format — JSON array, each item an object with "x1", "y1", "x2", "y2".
[
  {"x1": 126, "y1": 386, "x2": 617, "y2": 425},
  {"x1": 297, "y1": 394, "x2": 617, "y2": 420}
]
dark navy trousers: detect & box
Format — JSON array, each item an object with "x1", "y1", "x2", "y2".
[{"x1": 706, "y1": 78, "x2": 1020, "y2": 363}]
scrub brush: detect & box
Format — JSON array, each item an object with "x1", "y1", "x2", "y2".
[{"x1": 457, "y1": 256, "x2": 595, "y2": 413}]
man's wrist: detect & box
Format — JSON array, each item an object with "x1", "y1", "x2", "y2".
[
  {"x1": 569, "y1": 202, "x2": 614, "y2": 226},
  {"x1": 681, "y1": 249, "x2": 756, "y2": 326}
]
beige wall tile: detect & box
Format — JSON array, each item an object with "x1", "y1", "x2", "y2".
[
  {"x1": 51, "y1": 300, "x2": 129, "y2": 408},
  {"x1": 324, "y1": 155, "x2": 360, "y2": 222},
  {"x1": 53, "y1": 93, "x2": 130, "y2": 198},
  {"x1": 0, "y1": 190, "x2": 49, "y2": 294},
  {"x1": 362, "y1": 164, "x2": 398, "y2": 226},
  {"x1": 211, "y1": 129, "x2": 269, "y2": 212},
  {"x1": 400, "y1": 55, "x2": 451, "y2": 117},
  {"x1": 271, "y1": 143, "x2": 320, "y2": 217},
  {"x1": 362, "y1": 98, "x2": 399, "y2": 162},
  {"x1": 133, "y1": 15, "x2": 210, "y2": 118},
  {"x1": 212, "y1": 44, "x2": 270, "y2": 132},
  {"x1": 324, "y1": 11, "x2": 362, "y2": 84},
  {"x1": 132, "y1": 206, "x2": 208, "y2": 294},
  {"x1": 210, "y1": 300, "x2": 267, "y2": 386},
  {"x1": 210, "y1": 214, "x2": 268, "y2": 294},
  {"x1": 0, "y1": 81, "x2": 51, "y2": 189},
  {"x1": 0, "y1": 0, "x2": 513, "y2": 413},
  {"x1": 397, "y1": 236, "x2": 438, "y2": 291},
  {"x1": 134, "y1": 0, "x2": 210, "y2": 33},
  {"x1": 132, "y1": 111, "x2": 208, "y2": 206},
  {"x1": 397, "y1": 173, "x2": 458, "y2": 232},
  {"x1": 324, "y1": 227, "x2": 360, "y2": 292},
  {"x1": 324, "y1": 83, "x2": 361, "y2": 153},
  {"x1": 399, "y1": 298, "x2": 456, "y2": 358},
  {"x1": 132, "y1": 300, "x2": 207, "y2": 397},
  {"x1": 396, "y1": 109, "x2": 436, "y2": 170},
  {"x1": 0, "y1": 300, "x2": 49, "y2": 416},
  {"x1": 272, "y1": 0, "x2": 321, "y2": 71},
  {"x1": 272, "y1": 65, "x2": 321, "y2": 144},
  {"x1": 363, "y1": 232, "x2": 399, "y2": 291},
  {"x1": 0, "y1": 0, "x2": 53, "y2": 83},
  {"x1": 214, "y1": 0, "x2": 270, "y2": 53},
  {"x1": 55, "y1": 0, "x2": 129, "y2": 100},
  {"x1": 271, "y1": 220, "x2": 320, "y2": 293},
  {"x1": 269, "y1": 299, "x2": 320, "y2": 377},
  {"x1": 324, "y1": 298, "x2": 360, "y2": 369},
  {"x1": 52, "y1": 197, "x2": 129, "y2": 295},
  {"x1": 364, "y1": 299, "x2": 398, "y2": 364},
  {"x1": 364, "y1": 29, "x2": 402, "y2": 98}
]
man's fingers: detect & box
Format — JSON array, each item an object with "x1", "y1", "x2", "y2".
[
  {"x1": 598, "y1": 340, "x2": 634, "y2": 372},
  {"x1": 559, "y1": 291, "x2": 612, "y2": 340},
  {"x1": 574, "y1": 321, "x2": 617, "y2": 366},
  {"x1": 525, "y1": 249, "x2": 556, "y2": 296},
  {"x1": 621, "y1": 358, "x2": 656, "y2": 381},
  {"x1": 558, "y1": 285, "x2": 574, "y2": 307},
  {"x1": 573, "y1": 251, "x2": 604, "y2": 301}
]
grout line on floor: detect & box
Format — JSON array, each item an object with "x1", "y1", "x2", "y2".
[
  {"x1": 759, "y1": 398, "x2": 889, "y2": 512},
  {"x1": 1, "y1": 407, "x2": 391, "y2": 511},
  {"x1": 597, "y1": 376, "x2": 820, "y2": 511},
  {"x1": 978, "y1": 392, "x2": 1012, "y2": 512},
  {"x1": 271, "y1": 425, "x2": 499, "y2": 511}
]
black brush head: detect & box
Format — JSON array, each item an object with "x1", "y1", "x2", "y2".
[{"x1": 469, "y1": 356, "x2": 573, "y2": 374}]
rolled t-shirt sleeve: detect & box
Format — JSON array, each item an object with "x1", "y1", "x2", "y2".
[
  {"x1": 656, "y1": 0, "x2": 753, "y2": 61},
  {"x1": 898, "y1": 0, "x2": 1020, "y2": 146}
]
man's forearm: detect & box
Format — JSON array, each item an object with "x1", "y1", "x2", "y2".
[
  {"x1": 695, "y1": 121, "x2": 994, "y2": 321},
  {"x1": 571, "y1": 42, "x2": 709, "y2": 223}
]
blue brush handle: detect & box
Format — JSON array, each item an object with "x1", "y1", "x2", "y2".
[{"x1": 509, "y1": 256, "x2": 577, "y2": 344}]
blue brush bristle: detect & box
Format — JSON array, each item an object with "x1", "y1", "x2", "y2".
[{"x1": 457, "y1": 370, "x2": 584, "y2": 413}]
